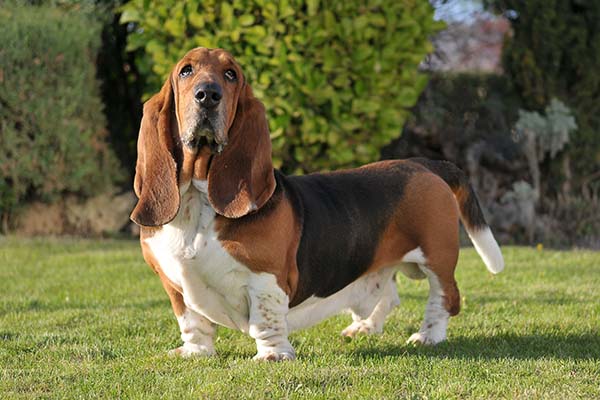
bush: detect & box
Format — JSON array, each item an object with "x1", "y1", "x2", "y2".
[
  {"x1": 120, "y1": 0, "x2": 444, "y2": 173},
  {"x1": 384, "y1": 73, "x2": 523, "y2": 164},
  {"x1": 0, "y1": 3, "x2": 123, "y2": 227},
  {"x1": 492, "y1": 0, "x2": 600, "y2": 195},
  {"x1": 515, "y1": 98, "x2": 577, "y2": 202}
]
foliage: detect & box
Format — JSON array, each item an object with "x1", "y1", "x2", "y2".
[
  {"x1": 515, "y1": 99, "x2": 577, "y2": 202},
  {"x1": 515, "y1": 99, "x2": 576, "y2": 161},
  {"x1": 500, "y1": 180, "x2": 536, "y2": 208},
  {"x1": 492, "y1": 0, "x2": 600, "y2": 192},
  {"x1": 543, "y1": 193, "x2": 600, "y2": 248},
  {"x1": 2, "y1": 239, "x2": 600, "y2": 398},
  {"x1": 0, "y1": 3, "x2": 123, "y2": 225},
  {"x1": 385, "y1": 73, "x2": 523, "y2": 163},
  {"x1": 499, "y1": 180, "x2": 536, "y2": 241},
  {"x1": 120, "y1": 0, "x2": 444, "y2": 173}
]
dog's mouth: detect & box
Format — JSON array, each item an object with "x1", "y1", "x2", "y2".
[
  {"x1": 191, "y1": 135, "x2": 224, "y2": 154},
  {"x1": 184, "y1": 114, "x2": 227, "y2": 154}
]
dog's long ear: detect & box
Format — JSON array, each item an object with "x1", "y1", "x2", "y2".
[
  {"x1": 207, "y1": 84, "x2": 275, "y2": 218},
  {"x1": 130, "y1": 77, "x2": 180, "y2": 226}
]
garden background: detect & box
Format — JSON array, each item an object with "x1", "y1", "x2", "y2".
[{"x1": 1, "y1": 0, "x2": 599, "y2": 248}]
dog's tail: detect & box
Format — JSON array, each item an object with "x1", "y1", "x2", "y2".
[{"x1": 410, "y1": 158, "x2": 505, "y2": 274}]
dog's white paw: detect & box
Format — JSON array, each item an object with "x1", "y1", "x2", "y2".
[
  {"x1": 341, "y1": 320, "x2": 380, "y2": 338},
  {"x1": 168, "y1": 343, "x2": 216, "y2": 358},
  {"x1": 253, "y1": 350, "x2": 295, "y2": 362},
  {"x1": 406, "y1": 331, "x2": 445, "y2": 346}
]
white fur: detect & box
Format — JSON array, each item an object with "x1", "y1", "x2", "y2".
[
  {"x1": 146, "y1": 180, "x2": 297, "y2": 359},
  {"x1": 145, "y1": 182, "x2": 252, "y2": 333},
  {"x1": 248, "y1": 273, "x2": 295, "y2": 361},
  {"x1": 341, "y1": 278, "x2": 400, "y2": 337},
  {"x1": 466, "y1": 226, "x2": 505, "y2": 274},
  {"x1": 394, "y1": 247, "x2": 427, "y2": 280},
  {"x1": 169, "y1": 308, "x2": 216, "y2": 357},
  {"x1": 289, "y1": 248, "x2": 425, "y2": 334},
  {"x1": 406, "y1": 266, "x2": 450, "y2": 345},
  {"x1": 191, "y1": 178, "x2": 208, "y2": 193},
  {"x1": 287, "y1": 267, "x2": 397, "y2": 332},
  {"x1": 401, "y1": 247, "x2": 427, "y2": 264}
]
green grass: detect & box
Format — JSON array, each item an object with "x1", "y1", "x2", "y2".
[{"x1": 1, "y1": 237, "x2": 599, "y2": 399}]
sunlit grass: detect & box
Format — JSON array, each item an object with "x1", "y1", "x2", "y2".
[{"x1": 1, "y1": 237, "x2": 599, "y2": 399}]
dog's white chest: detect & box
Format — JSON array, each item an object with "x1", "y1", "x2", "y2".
[{"x1": 145, "y1": 180, "x2": 251, "y2": 332}]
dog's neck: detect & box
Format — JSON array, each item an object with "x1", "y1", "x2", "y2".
[{"x1": 180, "y1": 145, "x2": 212, "y2": 183}]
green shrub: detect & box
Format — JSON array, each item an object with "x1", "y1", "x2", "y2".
[
  {"x1": 0, "y1": 3, "x2": 123, "y2": 225},
  {"x1": 120, "y1": 0, "x2": 444, "y2": 173}
]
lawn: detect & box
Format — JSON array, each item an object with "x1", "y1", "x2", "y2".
[{"x1": 0, "y1": 237, "x2": 599, "y2": 399}]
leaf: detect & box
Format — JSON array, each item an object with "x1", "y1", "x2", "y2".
[
  {"x1": 245, "y1": 25, "x2": 267, "y2": 38},
  {"x1": 165, "y1": 17, "x2": 185, "y2": 37},
  {"x1": 220, "y1": 2, "x2": 233, "y2": 28},
  {"x1": 397, "y1": 87, "x2": 418, "y2": 107},
  {"x1": 125, "y1": 33, "x2": 145, "y2": 52},
  {"x1": 306, "y1": 0, "x2": 319, "y2": 17},
  {"x1": 188, "y1": 12, "x2": 205, "y2": 29},
  {"x1": 119, "y1": 8, "x2": 140, "y2": 24},
  {"x1": 238, "y1": 14, "x2": 255, "y2": 26}
]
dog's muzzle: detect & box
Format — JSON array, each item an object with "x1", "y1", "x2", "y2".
[
  {"x1": 183, "y1": 82, "x2": 228, "y2": 153},
  {"x1": 186, "y1": 116, "x2": 227, "y2": 154}
]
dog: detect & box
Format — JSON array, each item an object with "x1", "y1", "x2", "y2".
[{"x1": 130, "y1": 47, "x2": 504, "y2": 361}]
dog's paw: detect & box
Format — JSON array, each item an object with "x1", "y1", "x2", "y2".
[
  {"x1": 406, "y1": 331, "x2": 445, "y2": 346},
  {"x1": 341, "y1": 320, "x2": 380, "y2": 338},
  {"x1": 253, "y1": 350, "x2": 295, "y2": 362},
  {"x1": 168, "y1": 343, "x2": 216, "y2": 358}
]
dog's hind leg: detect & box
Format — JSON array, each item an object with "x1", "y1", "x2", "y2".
[
  {"x1": 341, "y1": 275, "x2": 400, "y2": 338},
  {"x1": 406, "y1": 246, "x2": 460, "y2": 346}
]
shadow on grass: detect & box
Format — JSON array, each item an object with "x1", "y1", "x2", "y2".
[{"x1": 351, "y1": 333, "x2": 600, "y2": 361}]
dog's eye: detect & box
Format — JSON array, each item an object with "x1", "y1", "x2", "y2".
[
  {"x1": 179, "y1": 65, "x2": 193, "y2": 78},
  {"x1": 224, "y1": 69, "x2": 237, "y2": 82}
]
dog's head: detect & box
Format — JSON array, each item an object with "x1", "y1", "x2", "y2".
[{"x1": 130, "y1": 48, "x2": 275, "y2": 226}]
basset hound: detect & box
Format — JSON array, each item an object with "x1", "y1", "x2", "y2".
[{"x1": 131, "y1": 47, "x2": 504, "y2": 361}]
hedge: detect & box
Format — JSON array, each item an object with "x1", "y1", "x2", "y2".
[
  {"x1": 0, "y1": 3, "x2": 123, "y2": 224},
  {"x1": 120, "y1": 0, "x2": 444, "y2": 173},
  {"x1": 492, "y1": 0, "x2": 600, "y2": 194}
]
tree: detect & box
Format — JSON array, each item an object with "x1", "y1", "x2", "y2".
[{"x1": 492, "y1": 0, "x2": 600, "y2": 197}]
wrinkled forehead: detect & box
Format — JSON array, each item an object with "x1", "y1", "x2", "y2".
[{"x1": 175, "y1": 47, "x2": 241, "y2": 74}]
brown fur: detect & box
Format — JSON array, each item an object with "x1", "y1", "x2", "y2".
[
  {"x1": 215, "y1": 192, "x2": 301, "y2": 298},
  {"x1": 207, "y1": 83, "x2": 276, "y2": 218},
  {"x1": 130, "y1": 78, "x2": 180, "y2": 227},
  {"x1": 341, "y1": 167, "x2": 461, "y2": 316},
  {"x1": 399, "y1": 173, "x2": 461, "y2": 315}
]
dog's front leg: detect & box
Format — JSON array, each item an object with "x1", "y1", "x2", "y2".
[
  {"x1": 159, "y1": 275, "x2": 216, "y2": 357},
  {"x1": 247, "y1": 273, "x2": 295, "y2": 361}
]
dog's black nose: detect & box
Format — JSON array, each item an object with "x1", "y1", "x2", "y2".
[{"x1": 194, "y1": 82, "x2": 222, "y2": 108}]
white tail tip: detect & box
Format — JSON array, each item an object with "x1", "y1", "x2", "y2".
[{"x1": 467, "y1": 226, "x2": 505, "y2": 274}]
